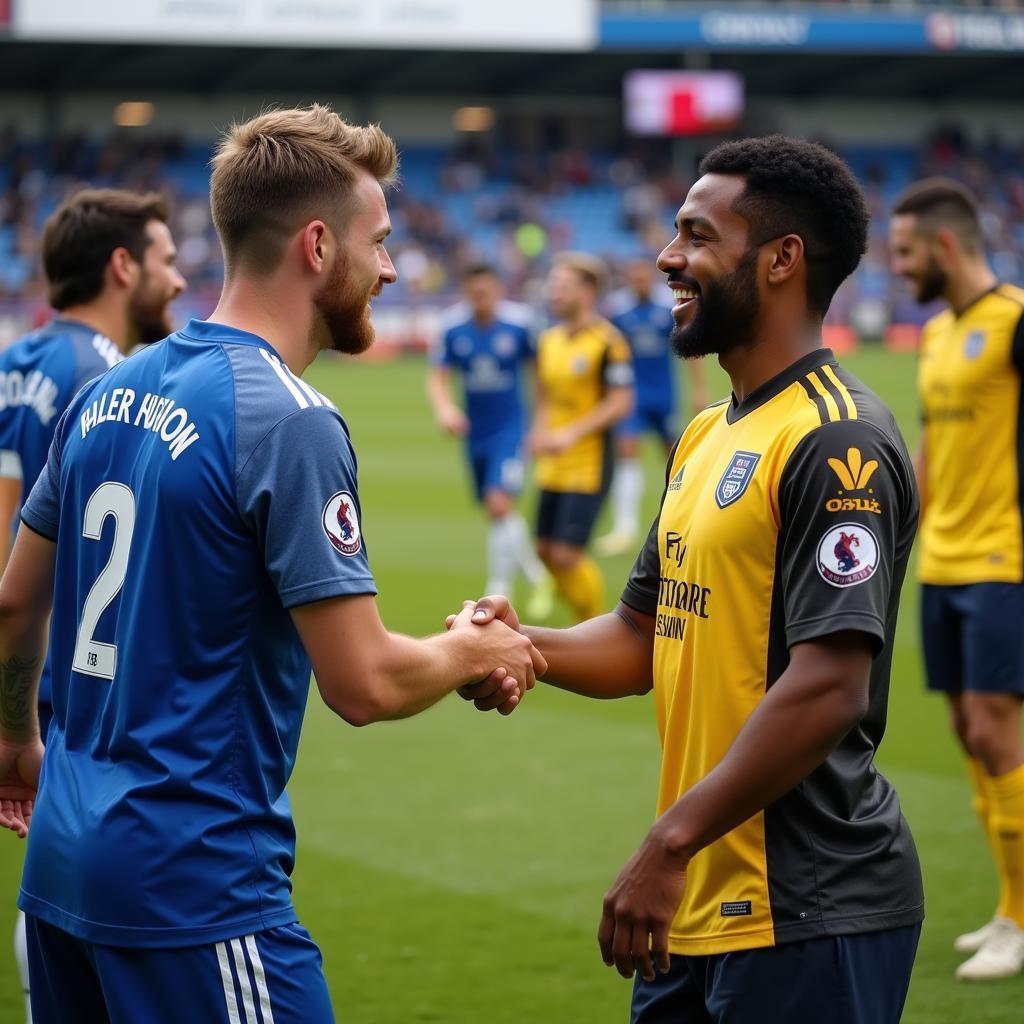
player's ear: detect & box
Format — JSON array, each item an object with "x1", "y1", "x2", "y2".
[
  {"x1": 933, "y1": 226, "x2": 960, "y2": 268},
  {"x1": 300, "y1": 220, "x2": 329, "y2": 275},
  {"x1": 108, "y1": 246, "x2": 140, "y2": 290},
  {"x1": 765, "y1": 234, "x2": 804, "y2": 286}
]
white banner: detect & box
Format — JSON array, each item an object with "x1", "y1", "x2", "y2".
[{"x1": 14, "y1": 0, "x2": 596, "y2": 51}]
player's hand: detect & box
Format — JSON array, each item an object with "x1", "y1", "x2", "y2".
[
  {"x1": 531, "y1": 428, "x2": 575, "y2": 455},
  {"x1": 0, "y1": 737, "x2": 43, "y2": 840},
  {"x1": 438, "y1": 406, "x2": 469, "y2": 436},
  {"x1": 449, "y1": 601, "x2": 544, "y2": 713},
  {"x1": 598, "y1": 821, "x2": 689, "y2": 982},
  {"x1": 445, "y1": 594, "x2": 522, "y2": 634}
]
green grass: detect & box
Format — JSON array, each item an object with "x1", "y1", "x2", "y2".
[{"x1": 0, "y1": 345, "x2": 1018, "y2": 1022}]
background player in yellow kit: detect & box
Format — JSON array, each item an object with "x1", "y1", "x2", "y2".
[
  {"x1": 530, "y1": 252, "x2": 634, "y2": 621},
  {"x1": 891, "y1": 178, "x2": 1024, "y2": 981}
]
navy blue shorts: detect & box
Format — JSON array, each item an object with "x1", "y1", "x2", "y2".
[
  {"x1": 921, "y1": 582, "x2": 1024, "y2": 694},
  {"x1": 26, "y1": 916, "x2": 334, "y2": 1023},
  {"x1": 631, "y1": 925, "x2": 920, "y2": 1024},
  {"x1": 619, "y1": 403, "x2": 677, "y2": 444},
  {"x1": 536, "y1": 488, "x2": 606, "y2": 547},
  {"x1": 467, "y1": 433, "x2": 524, "y2": 502}
]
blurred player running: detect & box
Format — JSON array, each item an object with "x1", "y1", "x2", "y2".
[
  {"x1": 0, "y1": 187, "x2": 184, "y2": 1024},
  {"x1": 596, "y1": 258, "x2": 707, "y2": 556},
  {"x1": 427, "y1": 264, "x2": 552, "y2": 616},
  {"x1": 891, "y1": 177, "x2": 1024, "y2": 981},
  {"x1": 0, "y1": 105, "x2": 542, "y2": 1023},
  {"x1": 531, "y1": 252, "x2": 634, "y2": 622}
]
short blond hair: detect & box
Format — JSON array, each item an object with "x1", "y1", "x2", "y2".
[
  {"x1": 553, "y1": 251, "x2": 608, "y2": 294},
  {"x1": 210, "y1": 104, "x2": 398, "y2": 274}
]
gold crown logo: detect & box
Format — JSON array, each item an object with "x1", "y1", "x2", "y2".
[{"x1": 827, "y1": 447, "x2": 878, "y2": 491}]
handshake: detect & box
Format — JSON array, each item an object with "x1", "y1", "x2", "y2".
[{"x1": 445, "y1": 595, "x2": 545, "y2": 716}]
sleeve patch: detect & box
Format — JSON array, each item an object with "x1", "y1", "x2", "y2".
[
  {"x1": 817, "y1": 523, "x2": 880, "y2": 588},
  {"x1": 322, "y1": 490, "x2": 362, "y2": 556}
]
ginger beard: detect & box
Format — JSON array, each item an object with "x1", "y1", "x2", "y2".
[{"x1": 314, "y1": 248, "x2": 378, "y2": 356}]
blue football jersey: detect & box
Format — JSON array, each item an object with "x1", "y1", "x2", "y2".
[
  {"x1": 609, "y1": 297, "x2": 676, "y2": 411},
  {"x1": 19, "y1": 319, "x2": 377, "y2": 947},
  {"x1": 432, "y1": 301, "x2": 534, "y2": 444},
  {"x1": 0, "y1": 318, "x2": 123, "y2": 738},
  {"x1": 0, "y1": 318, "x2": 123, "y2": 526}
]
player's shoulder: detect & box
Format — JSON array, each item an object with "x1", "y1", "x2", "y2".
[
  {"x1": 922, "y1": 307, "x2": 954, "y2": 339},
  {"x1": 438, "y1": 301, "x2": 472, "y2": 334},
  {"x1": 224, "y1": 341, "x2": 338, "y2": 424},
  {"x1": 991, "y1": 283, "x2": 1024, "y2": 320},
  {"x1": 494, "y1": 300, "x2": 534, "y2": 330}
]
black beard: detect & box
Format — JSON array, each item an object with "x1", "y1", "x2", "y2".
[
  {"x1": 914, "y1": 257, "x2": 947, "y2": 305},
  {"x1": 670, "y1": 248, "x2": 760, "y2": 360}
]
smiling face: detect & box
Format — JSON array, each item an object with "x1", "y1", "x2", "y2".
[
  {"x1": 314, "y1": 171, "x2": 397, "y2": 355},
  {"x1": 657, "y1": 173, "x2": 762, "y2": 360},
  {"x1": 888, "y1": 212, "x2": 948, "y2": 304},
  {"x1": 127, "y1": 219, "x2": 186, "y2": 344}
]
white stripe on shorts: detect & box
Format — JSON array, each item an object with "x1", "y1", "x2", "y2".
[
  {"x1": 245, "y1": 933, "x2": 276, "y2": 1024},
  {"x1": 230, "y1": 937, "x2": 259, "y2": 1023},
  {"x1": 216, "y1": 942, "x2": 242, "y2": 1024}
]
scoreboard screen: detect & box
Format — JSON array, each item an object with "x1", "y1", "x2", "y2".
[{"x1": 624, "y1": 70, "x2": 744, "y2": 137}]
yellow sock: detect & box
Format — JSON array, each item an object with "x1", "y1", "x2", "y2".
[
  {"x1": 966, "y1": 757, "x2": 1006, "y2": 918},
  {"x1": 552, "y1": 557, "x2": 604, "y2": 622},
  {"x1": 988, "y1": 762, "x2": 1024, "y2": 928}
]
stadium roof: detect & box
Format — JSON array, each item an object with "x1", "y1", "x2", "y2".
[{"x1": 0, "y1": 41, "x2": 1020, "y2": 100}]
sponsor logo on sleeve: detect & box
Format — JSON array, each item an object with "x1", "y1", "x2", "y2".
[
  {"x1": 824, "y1": 447, "x2": 882, "y2": 515},
  {"x1": 715, "y1": 451, "x2": 761, "y2": 509},
  {"x1": 817, "y1": 523, "x2": 879, "y2": 587},
  {"x1": 720, "y1": 901, "x2": 753, "y2": 917},
  {"x1": 323, "y1": 491, "x2": 362, "y2": 556},
  {"x1": 667, "y1": 465, "x2": 685, "y2": 492}
]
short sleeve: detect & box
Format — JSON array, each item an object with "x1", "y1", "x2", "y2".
[
  {"x1": 237, "y1": 408, "x2": 377, "y2": 609},
  {"x1": 621, "y1": 440, "x2": 680, "y2": 615},
  {"x1": 1010, "y1": 308, "x2": 1024, "y2": 375},
  {"x1": 603, "y1": 329, "x2": 634, "y2": 389},
  {"x1": 20, "y1": 411, "x2": 69, "y2": 541},
  {"x1": 778, "y1": 419, "x2": 916, "y2": 655}
]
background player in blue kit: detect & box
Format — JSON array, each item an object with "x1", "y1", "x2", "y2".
[
  {"x1": 427, "y1": 263, "x2": 552, "y2": 615},
  {"x1": 0, "y1": 187, "x2": 184, "y2": 1023},
  {"x1": 0, "y1": 105, "x2": 543, "y2": 1023},
  {"x1": 597, "y1": 258, "x2": 707, "y2": 556}
]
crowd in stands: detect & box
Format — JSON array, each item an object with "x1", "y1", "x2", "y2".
[{"x1": 1, "y1": 123, "x2": 1022, "y2": 339}]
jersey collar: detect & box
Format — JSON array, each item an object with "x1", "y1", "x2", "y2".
[
  {"x1": 180, "y1": 318, "x2": 285, "y2": 361},
  {"x1": 726, "y1": 347, "x2": 834, "y2": 424}
]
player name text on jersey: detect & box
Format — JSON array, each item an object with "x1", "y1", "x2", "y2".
[
  {"x1": 0, "y1": 369, "x2": 60, "y2": 426},
  {"x1": 79, "y1": 387, "x2": 201, "y2": 461}
]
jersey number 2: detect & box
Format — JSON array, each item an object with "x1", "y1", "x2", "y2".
[{"x1": 72, "y1": 482, "x2": 136, "y2": 680}]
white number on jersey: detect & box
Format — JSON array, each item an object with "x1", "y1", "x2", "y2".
[{"x1": 72, "y1": 482, "x2": 136, "y2": 680}]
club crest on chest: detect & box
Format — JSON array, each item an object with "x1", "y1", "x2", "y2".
[{"x1": 715, "y1": 451, "x2": 762, "y2": 509}]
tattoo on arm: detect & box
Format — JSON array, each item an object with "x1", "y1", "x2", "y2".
[{"x1": 0, "y1": 655, "x2": 38, "y2": 734}]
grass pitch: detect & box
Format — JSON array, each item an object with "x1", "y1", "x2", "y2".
[{"x1": 0, "y1": 345, "x2": 1019, "y2": 1023}]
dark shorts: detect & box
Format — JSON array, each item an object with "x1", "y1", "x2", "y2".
[
  {"x1": 26, "y1": 916, "x2": 334, "y2": 1023},
  {"x1": 921, "y1": 582, "x2": 1024, "y2": 694},
  {"x1": 631, "y1": 925, "x2": 920, "y2": 1024},
  {"x1": 467, "y1": 432, "x2": 524, "y2": 502},
  {"x1": 619, "y1": 403, "x2": 677, "y2": 443},
  {"x1": 536, "y1": 488, "x2": 606, "y2": 548}
]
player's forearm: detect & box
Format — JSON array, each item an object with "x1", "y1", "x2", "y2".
[
  {"x1": 655, "y1": 643, "x2": 869, "y2": 862},
  {"x1": 0, "y1": 621, "x2": 45, "y2": 744},
  {"x1": 523, "y1": 604, "x2": 653, "y2": 699},
  {"x1": 426, "y1": 370, "x2": 455, "y2": 419},
  {"x1": 564, "y1": 388, "x2": 633, "y2": 443}
]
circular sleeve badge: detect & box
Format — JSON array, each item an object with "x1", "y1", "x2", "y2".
[
  {"x1": 816, "y1": 523, "x2": 879, "y2": 588},
  {"x1": 323, "y1": 491, "x2": 362, "y2": 556}
]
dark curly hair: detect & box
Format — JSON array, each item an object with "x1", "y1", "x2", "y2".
[{"x1": 699, "y1": 136, "x2": 868, "y2": 318}]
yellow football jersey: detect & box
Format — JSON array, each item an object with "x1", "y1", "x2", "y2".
[
  {"x1": 918, "y1": 284, "x2": 1024, "y2": 585},
  {"x1": 535, "y1": 319, "x2": 633, "y2": 494},
  {"x1": 623, "y1": 349, "x2": 923, "y2": 956}
]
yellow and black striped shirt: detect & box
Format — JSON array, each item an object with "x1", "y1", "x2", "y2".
[
  {"x1": 624, "y1": 348, "x2": 923, "y2": 955},
  {"x1": 918, "y1": 283, "x2": 1024, "y2": 584}
]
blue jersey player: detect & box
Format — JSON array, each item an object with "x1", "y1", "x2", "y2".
[
  {"x1": 0, "y1": 106, "x2": 543, "y2": 1024},
  {"x1": 427, "y1": 265, "x2": 551, "y2": 614},
  {"x1": 0, "y1": 187, "x2": 184, "y2": 1024},
  {"x1": 596, "y1": 259, "x2": 707, "y2": 556}
]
